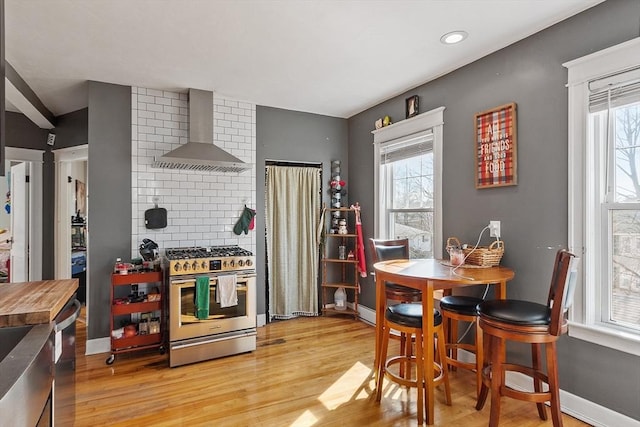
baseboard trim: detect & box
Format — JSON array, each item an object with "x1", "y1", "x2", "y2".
[
  {"x1": 85, "y1": 337, "x2": 110, "y2": 355},
  {"x1": 358, "y1": 304, "x2": 376, "y2": 326},
  {"x1": 257, "y1": 313, "x2": 266, "y2": 327},
  {"x1": 505, "y1": 371, "x2": 640, "y2": 427},
  {"x1": 452, "y1": 348, "x2": 640, "y2": 427}
]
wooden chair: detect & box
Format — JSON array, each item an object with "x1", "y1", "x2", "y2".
[
  {"x1": 439, "y1": 294, "x2": 484, "y2": 398},
  {"x1": 369, "y1": 238, "x2": 421, "y2": 373},
  {"x1": 475, "y1": 249, "x2": 579, "y2": 427},
  {"x1": 375, "y1": 302, "x2": 451, "y2": 425}
]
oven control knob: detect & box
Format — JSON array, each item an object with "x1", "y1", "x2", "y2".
[
  {"x1": 192, "y1": 261, "x2": 198, "y2": 271},
  {"x1": 222, "y1": 260, "x2": 227, "y2": 269},
  {"x1": 174, "y1": 262, "x2": 181, "y2": 272},
  {"x1": 229, "y1": 260, "x2": 235, "y2": 268},
  {"x1": 238, "y1": 259, "x2": 244, "y2": 267},
  {"x1": 246, "y1": 259, "x2": 253, "y2": 267},
  {"x1": 183, "y1": 261, "x2": 190, "y2": 271},
  {"x1": 201, "y1": 261, "x2": 207, "y2": 270}
]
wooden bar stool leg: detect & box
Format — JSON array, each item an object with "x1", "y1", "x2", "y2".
[
  {"x1": 436, "y1": 326, "x2": 452, "y2": 405},
  {"x1": 532, "y1": 343, "x2": 548, "y2": 420},
  {"x1": 399, "y1": 331, "x2": 407, "y2": 378},
  {"x1": 449, "y1": 317, "x2": 459, "y2": 369},
  {"x1": 546, "y1": 342, "x2": 563, "y2": 427},
  {"x1": 475, "y1": 332, "x2": 491, "y2": 410},
  {"x1": 375, "y1": 325, "x2": 390, "y2": 403},
  {"x1": 415, "y1": 330, "x2": 425, "y2": 425},
  {"x1": 488, "y1": 335, "x2": 505, "y2": 427},
  {"x1": 374, "y1": 321, "x2": 382, "y2": 380},
  {"x1": 475, "y1": 320, "x2": 484, "y2": 399}
]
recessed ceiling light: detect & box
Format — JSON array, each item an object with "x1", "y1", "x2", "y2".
[{"x1": 440, "y1": 31, "x2": 468, "y2": 45}]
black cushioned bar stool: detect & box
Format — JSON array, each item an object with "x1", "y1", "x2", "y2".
[
  {"x1": 439, "y1": 295, "x2": 484, "y2": 398},
  {"x1": 375, "y1": 302, "x2": 451, "y2": 425},
  {"x1": 475, "y1": 250, "x2": 579, "y2": 427},
  {"x1": 369, "y1": 238, "x2": 422, "y2": 374}
]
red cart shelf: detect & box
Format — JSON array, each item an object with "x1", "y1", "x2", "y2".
[{"x1": 106, "y1": 270, "x2": 165, "y2": 365}]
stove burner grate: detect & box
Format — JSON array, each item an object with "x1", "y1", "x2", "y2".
[{"x1": 165, "y1": 245, "x2": 253, "y2": 260}]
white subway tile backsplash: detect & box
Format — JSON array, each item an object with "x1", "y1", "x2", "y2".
[
  {"x1": 146, "y1": 118, "x2": 163, "y2": 127},
  {"x1": 163, "y1": 120, "x2": 180, "y2": 129},
  {"x1": 146, "y1": 89, "x2": 163, "y2": 97},
  {"x1": 172, "y1": 98, "x2": 188, "y2": 108},
  {"x1": 146, "y1": 134, "x2": 164, "y2": 143},
  {"x1": 131, "y1": 87, "x2": 256, "y2": 254},
  {"x1": 139, "y1": 95, "x2": 155, "y2": 103}
]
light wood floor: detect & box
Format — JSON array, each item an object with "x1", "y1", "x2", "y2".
[{"x1": 70, "y1": 314, "x2": 591, "y2": 426}]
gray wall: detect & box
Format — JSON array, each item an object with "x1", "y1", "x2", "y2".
[
  {"x1": 348, "y1": 0, "x2": 640, "y2": 419},
  {"x1": 87, "y1": 81, "x2": 131, "y2": 339},
  {"x1": 5, "y1": 111, "x2": 50, "y2": 150},
  {"x1": 256, "y1": 106, "x2": 348, "y2": 316},
  {"x1": 54, "y1": 108, "x2": 88, "y2": 149}
]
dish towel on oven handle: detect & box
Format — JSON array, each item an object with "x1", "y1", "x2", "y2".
[
  {"x1": 216, "y1": 274, "x2": 238, "y2": 308},
  {"x1": 195, "y1": 276, "x2": 210, "y2": 320}
]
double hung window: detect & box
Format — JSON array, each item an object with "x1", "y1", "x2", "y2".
[
  {"x1": 565, "y1": 38, "x2": 640, "y2": 355},
  {"x1": 373, "y1": 107, "x2": 444, "y2": 259}
]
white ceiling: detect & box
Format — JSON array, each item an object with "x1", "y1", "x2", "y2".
[{"x1": 5, "y1": 0, "x2": 605, "y2": 120}]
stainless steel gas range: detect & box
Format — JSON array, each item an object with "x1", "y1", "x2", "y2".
[{"x1": 166, "y1": 245, "x2": 256, "y2": 367}]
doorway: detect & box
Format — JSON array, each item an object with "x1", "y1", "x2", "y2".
[
  {"x1": 264, "y1": 162, "x2": 322, "y2": 321},
  {"x1": 1, "y1": 147, "x2": 44, "y2": 283},
  {"x1": 53, "y1": 145, "x2": 88, "y2": 300}
]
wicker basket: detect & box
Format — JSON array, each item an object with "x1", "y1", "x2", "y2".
[{"x1": 446, "y1": 237, "x2": 505, "y2": 267}]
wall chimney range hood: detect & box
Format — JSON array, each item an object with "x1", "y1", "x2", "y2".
[{"x1": 152, "y1": 89, "x2": 251, "y2": 173}]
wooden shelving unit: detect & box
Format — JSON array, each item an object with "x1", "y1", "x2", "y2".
[{"x1": 321, "y1": 207, "x2": 359, "y2": 319}]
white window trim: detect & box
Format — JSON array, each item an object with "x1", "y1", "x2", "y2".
[
  {"x1": 564, "y1": 37, "x2": 640, "y2": 356},
  {"x1": 372, "y1": 106, "x2": 445, "y2": 258}
]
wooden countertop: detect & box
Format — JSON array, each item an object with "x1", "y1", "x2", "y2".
[{"x1": 0, "y1": 279, "x2": 79, "y2": 327}]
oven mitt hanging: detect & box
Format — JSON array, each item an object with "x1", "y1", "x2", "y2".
[{"x1": 233, "y1": 206, "x2": 256, "y2": 235}]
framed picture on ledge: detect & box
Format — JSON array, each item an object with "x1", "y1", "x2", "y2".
[{"x1": 405, "y1": 95, "x2": 419, "y2": 119}]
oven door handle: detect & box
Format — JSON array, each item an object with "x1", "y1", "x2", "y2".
[
  {"x1": 170, "y1": 275, "x2": 255, "y2": 285},
  {"x1": 170, "y1": 278, "x2": 214, "y2": 285}
]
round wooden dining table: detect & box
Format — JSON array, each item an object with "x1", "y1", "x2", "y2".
[{"x1": 373, "y1": 258, "x2": 515, "y2": 425}]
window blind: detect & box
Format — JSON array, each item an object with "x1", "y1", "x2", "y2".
[
  {"x1": 379, "y1": 131, "x2": 433, "y2": 164},
  {"x1": 588, "y1": 66, "x2": 640, "y2": 112}
]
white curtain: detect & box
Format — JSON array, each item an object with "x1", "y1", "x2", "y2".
[{"x1": 266, "y1": 165, "x2": 321, "y2": 319}]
